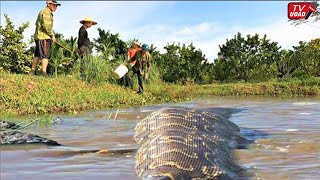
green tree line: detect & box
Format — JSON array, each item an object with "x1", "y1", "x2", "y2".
[{"x1": 1, "y1": 14, "x2": 319, "y2": 84}]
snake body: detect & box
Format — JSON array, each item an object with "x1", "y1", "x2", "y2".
[{"x1": 134, "y1": 107, "x2": 246, "y2": 180}]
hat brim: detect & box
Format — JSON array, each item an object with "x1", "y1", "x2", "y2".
[
  {"x1": 132, "y1": 42, "x2": 140, "y2": 47},
  {"x1": 80, "y1": 20, "x2": 97, "y2": 25},
  {"x1": 48, "y1": 2, "x2": 61, "y2": 6}
]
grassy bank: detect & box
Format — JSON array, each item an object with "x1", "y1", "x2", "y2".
[{"x1": 1, "y1": 73, "x2": 319, "y2": 117}]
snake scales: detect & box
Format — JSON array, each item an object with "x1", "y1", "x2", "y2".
[{"x1": 134, "y1": 107, "x2": 247, "y2": 180}]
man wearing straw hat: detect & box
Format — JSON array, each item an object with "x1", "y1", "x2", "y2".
[
  {"x1": 29, "y1": 0, "x2": 61, "y2": 76},
  {"x1": 78, "y1": 17, "x2": 97, "y2": 57},
  {"x1": 78, "y1": 17, "x2": 97, "y2": 78}
]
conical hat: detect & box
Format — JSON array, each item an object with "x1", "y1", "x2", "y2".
[{"x1": 80, "y1": 17, "x2": 97, "y2": 25}]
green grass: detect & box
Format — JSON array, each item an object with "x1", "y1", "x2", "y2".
[
  {"x1": 1, "y1": 72, "x2": 319, "y2": 117},
  {"x1": 81, "y1": 55, "x2": 116, "y2": 84}
]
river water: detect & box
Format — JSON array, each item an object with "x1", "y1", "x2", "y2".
[{"x1": 1, "y1": 97, "x2": 320, "y2": 180}]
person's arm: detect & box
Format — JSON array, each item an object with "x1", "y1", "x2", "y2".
[{"x1": 126, "y1": 52, "x2": 131, "y2": 63}]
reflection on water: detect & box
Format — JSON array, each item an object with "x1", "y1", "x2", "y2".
[{"x1": 1, "y1": 97, "x2": 320, "y2": 180}]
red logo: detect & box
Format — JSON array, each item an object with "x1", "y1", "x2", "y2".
[{"x1": 288, "y1": 2, "x2": 319, "y2": 20}]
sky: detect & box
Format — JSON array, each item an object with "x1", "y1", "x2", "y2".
[{"x1": 1, "y1": 1, "x2": 319, "y2": 61}]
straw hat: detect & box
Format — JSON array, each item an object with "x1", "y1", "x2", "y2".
[
  {"x1": 80, "y1": 17, "x2": 97, "y2": 25},
  {"x1": 132, "y1": 41, "x2": 140, "y2": 47}
]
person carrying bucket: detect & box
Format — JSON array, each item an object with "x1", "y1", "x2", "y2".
[
  {"x1": 128, "y1": 43, "x2": 152, "y2": 94},
  {"x1": 77, "y1": 16, "x2": 97, "y2": 78},
  {"x1": 127, "y1": 41, "x2": 140, "y2": 67},
  {"x1": 121, "y1": 41, "x2": 141, "y2": 88}
]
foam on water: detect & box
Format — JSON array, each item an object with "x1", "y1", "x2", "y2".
[
  {"x1": 292, "y1": 102, "x2": 318, "y2": 106},
  {"x1": 298, "y1": 112, "x2": 311, "y2": 115}
]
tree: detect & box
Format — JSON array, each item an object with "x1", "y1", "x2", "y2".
[
  {"x1": 155, "y1": 43, "x2": 211, "y2": 84},
  {"x1": 276, "y1": 49, "x2": 298, "y2": 78},
  {"x1": 0, "y1": 14, "x2": 32, "y2": 73},
  {"x1": 93, "y1": 28, "x2": 127, "y2": 61},
  {"x1": 288, "y1": 39, "x2": 320, "y2": 78},
  {"x1": 215, "y1": 32, "x2": 282, "y2": 82}
]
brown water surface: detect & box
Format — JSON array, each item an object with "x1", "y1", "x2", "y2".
[{"x1": 1, "y1": 97, "x2": 319, "y2": 180}]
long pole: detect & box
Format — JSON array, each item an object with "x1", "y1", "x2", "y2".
[{"x1": 55, "y1": 41, "x2": 75, "y2": 54}]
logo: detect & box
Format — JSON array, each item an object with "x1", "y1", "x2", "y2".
[{"x1": 288, "y1": 1, "x2": 319, "y2": 20}]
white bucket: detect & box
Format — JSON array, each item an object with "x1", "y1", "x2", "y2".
[{"x1": 113, "y1": 64, "x2": 128, "y2": 79}]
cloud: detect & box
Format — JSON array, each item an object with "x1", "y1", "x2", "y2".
[
  {"x1": 125, "y1": 18, "x2": 320, "y2": 61},
  {"x1": 53, "y1": 1, "x2": 169, "y2": 37},
  {"x1": 176, "y1": 22, "x2": 221, "y2": 36},
  {"x1": 1, "y1": 1, "x2": 170, "y2": 44},
  {"x1": 237, "y1": 19, "x2": 319, "y2": 50}
]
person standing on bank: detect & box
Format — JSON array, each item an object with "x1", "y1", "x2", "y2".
[
  {"x1": 29, "y1": 0, "x2": 61, "y2": 76},
  {"x1": 128, "y1": 44, "x2": 152, "y2": 94},
  {"x1": 77, "y1": 17, "x2": 97, "y2": 57},
  {"x1": 77, "y1": 17, "x2": 97, "y2": 78},
  {"x1": 123, "y1": 41, "x2": 140, "y2": 88}
]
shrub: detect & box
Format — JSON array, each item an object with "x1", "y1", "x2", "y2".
[{"x1": 0, "y1": 14, "x2": 33, "y2": 74}]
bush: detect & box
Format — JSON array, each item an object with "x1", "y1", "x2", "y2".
[
  {"x1": 154, "y1": 43, "x2": 211, "y2": 84},
  {"x1": 215, "y1": 32, "x2": 282, "y2": 82},
  {"x1": 47, "y1": 34, "x2": 79, "y2": 77},
  {"x1": 145, "y1": 65, "x2": 161, "y2": 85},
  {"x1": 0, "y1": 14, "x2": 33, "y2": 74}
]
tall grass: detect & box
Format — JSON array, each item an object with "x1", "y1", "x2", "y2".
[
  {"x1": 81, "y1": 55, "x2": 115, "y2": 84},
  {"x1": 145, "y1": 65, "x2": 161, "y2": 85},
  {"x1": 50, "y1": 43, "x2": 64, "y2": 77},
  {"x1": 80, "y1": 54, "x2": 161, "y2": 86}
]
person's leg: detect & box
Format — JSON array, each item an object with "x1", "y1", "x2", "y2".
[
  {"x1": 126, "y1": 68, "x2": 134, "y2": 89},
  {"x1": 29, "y1": 40, "x2": 40, "y2": 76},
  {"x1": 132, "y1": 66, "x2": 141, "y2": 92},
  {"x1": 128, "y1": 75, "x2": 133, "y2": 89},
  {"x1": 31, "y1": 57, "x2": 40, "y2": 70},
  {"x1": 29, "y1": 57, "x2": 40, "y2": 75},
  {"x1": 121, "y1": 75, "x2": 128, "y2": 87},
  {"x1": 41, "y1": 58, "x2": 49, "y2": 74},
  {"x1": 80, "y1": 57, "x2": 85, "y2": 79},
  {"x1": 79, "y1": 46, "x2": 89, "y2": 79},
  {"x1": 137, "y1": 71, "x2": 144, "y2": 94},
  {"x1": 39, "y1": 39, "x2": 51, "y2": 75}
]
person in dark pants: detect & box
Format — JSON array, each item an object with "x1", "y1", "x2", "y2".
[
  {"x1": 29, "y1": 0, "x2": 61, "y2": 76},
  {"x1": 128, "y1": 44, "x2": 152, "y2": 94},
  {"x1": 122, "y1": 41, "x2": 140, "y2": 88},
  {"x1": 77, "y1": 17, "x2": 97, "y2": 77}
]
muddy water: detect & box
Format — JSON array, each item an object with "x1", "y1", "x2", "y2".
[{"x1": 1, "y1": 97, "x2": 320, "y2": 180}]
